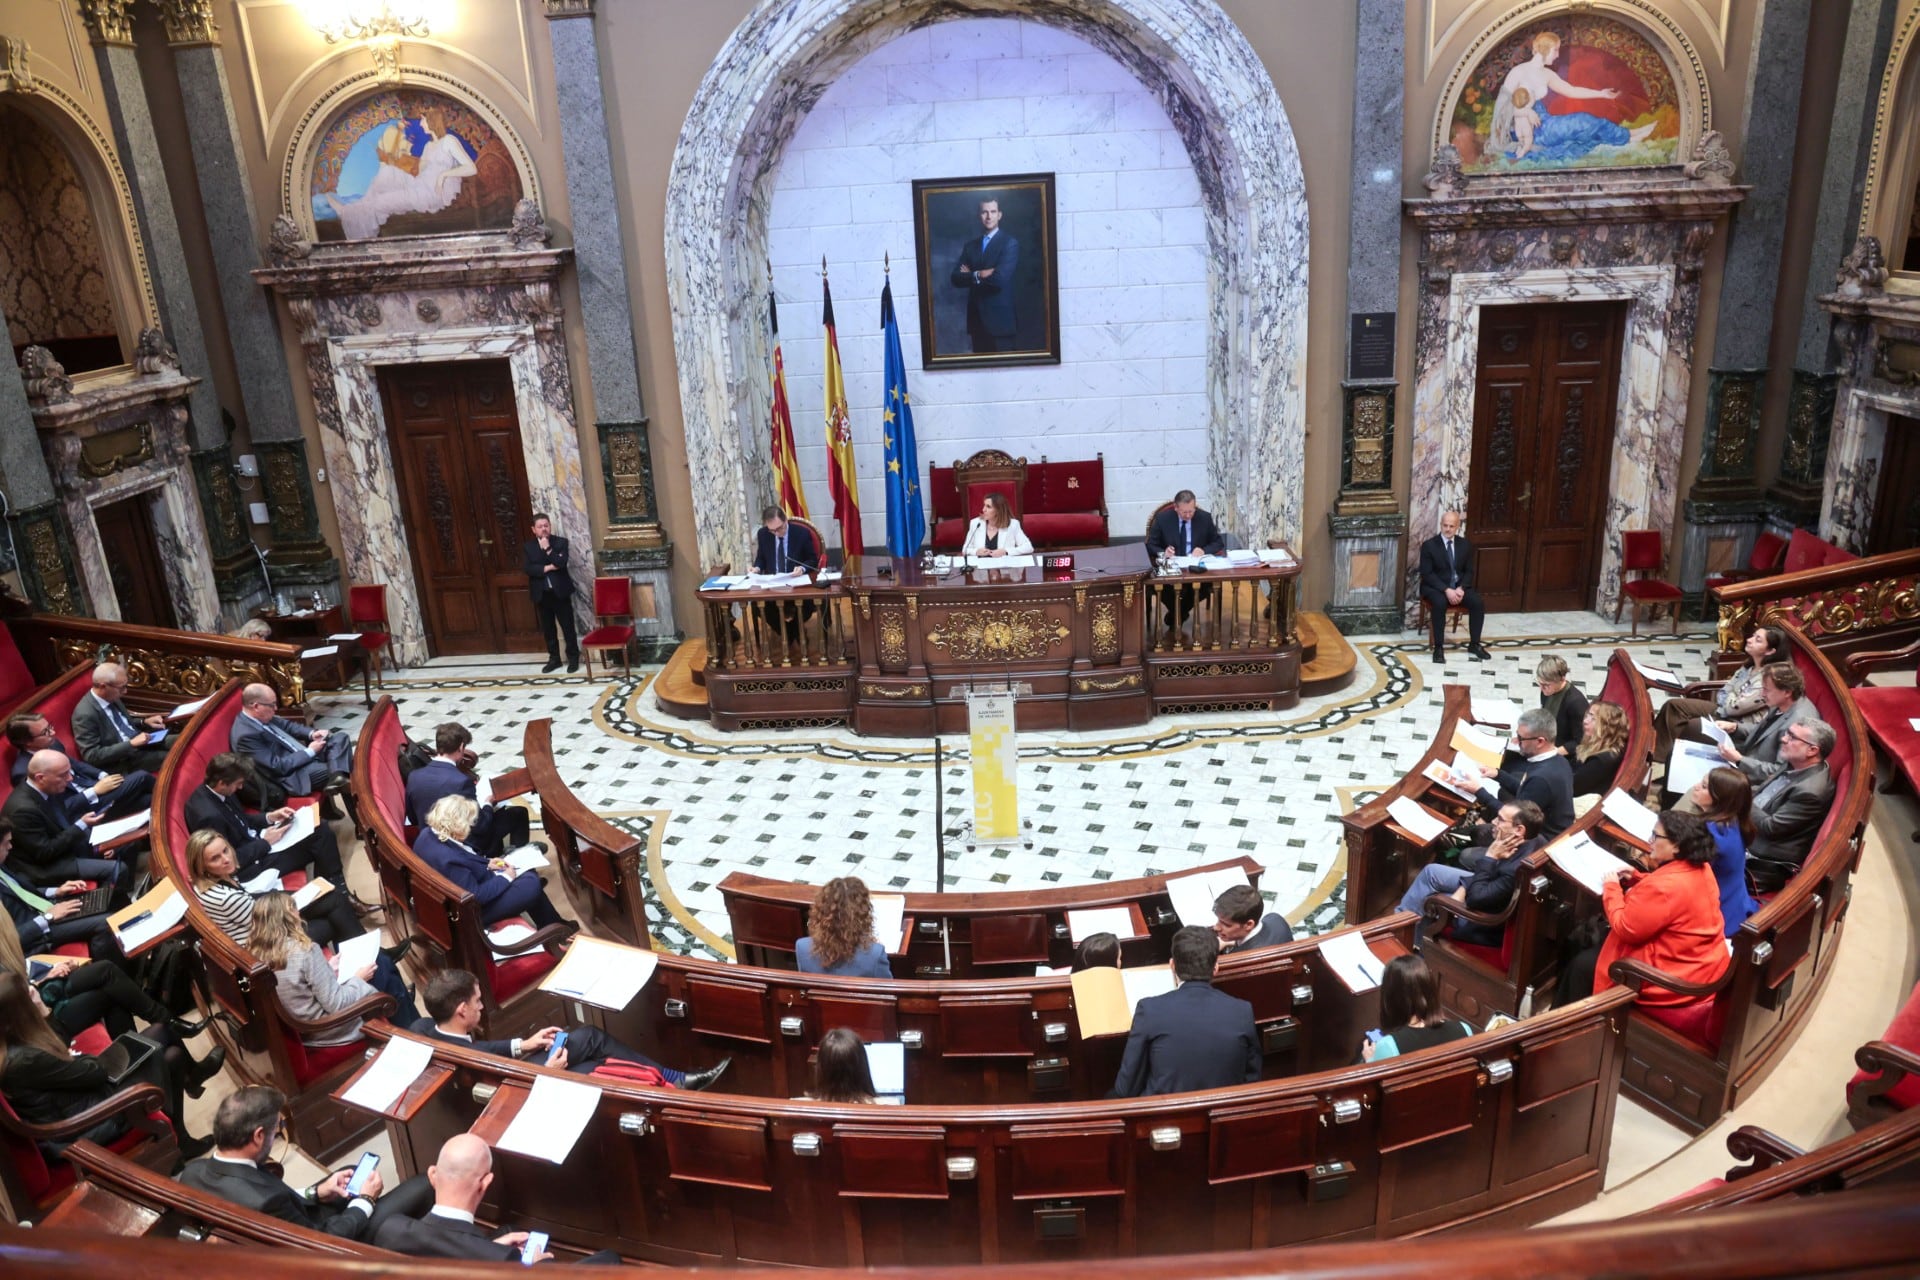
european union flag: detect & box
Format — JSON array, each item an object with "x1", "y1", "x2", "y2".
[{"x1": 880, "y1": 277, "x2": 924, "y2": 559}]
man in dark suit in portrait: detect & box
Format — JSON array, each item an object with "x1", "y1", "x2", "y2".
[
  {"x1": 1417, "y1": 510, "x2": 1490, "y2": 663},
  {"x1": 1108, "y1": 926, "x2": 1262, "y2": 1098},
  {"x1": 71, "y1": 662, "x2": 173, "y2": 774},
  {"x1": 179, "y1": 1086, "x2": 431, "y2": 1241},
  {"x1": 522, "y1": 512, "x2": 580, "y2": 674},
  {"x1": 1746, "y1": 718, "x2": 1838, "y2": 893},
  {"x1": 374, "y1": 1133, "x2": 620, "y2": 1264},
  {"x1": 950, "y1": 197, "x2": 1019, "y2": 353},
  {"x1": 1144, "y1": 489, "x2": 1226, "y2": 635}
]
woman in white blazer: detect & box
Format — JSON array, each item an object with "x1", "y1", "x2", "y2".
[{"x1": 961, "y1": 492, "x2": 1033, "y2": 557}]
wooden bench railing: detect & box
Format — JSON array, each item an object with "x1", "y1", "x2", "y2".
[
  {"x1": 346, "y1": 988, "x2": 1634, "y2": 1266},
  {"x1": 524, "y1": 718, "x2": 650, "y2": 949},
  {"x1": 1711, "y1": 545, "x2": 1920, "y2": 672},
  {"x1": 719, "y1": 856, "x2": 1265, "y2": 978},
  {"x1": 1338, "y1": 684, "x2": 1477, "y2": 925},
  {"x1": 1646, "y1": 1102, "x2": 1920, "y2": 1211}
]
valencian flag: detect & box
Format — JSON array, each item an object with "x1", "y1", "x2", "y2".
[
  {"x1": 766, "y1": 288, "x2": 807, "y2": 518},
  {"x1": 879, "y1": 265, "x2": 924, "y2": 558},
  {"x1": 821, "y1": 260, "x2": 861, "y2": 553}
]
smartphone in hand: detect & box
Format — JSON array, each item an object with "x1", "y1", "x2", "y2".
[
  {"x1": 544, "y1": 1031, "x2": 568, "y2": 1066},
  {"x1": 345, "y1": 1151, "x2": 380, "y2": 1197},
  {"x1": 521, "y1": 1230, "x2": 549, "y2": 1265}
]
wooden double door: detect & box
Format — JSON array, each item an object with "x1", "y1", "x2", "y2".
[
  {"x1": 1867, "y1": 415, "x2": 1920, "y2": 555},
  {"x1": 1466, "y1": 301, "x2": 1625, "y2": 612},
  {"x1": 95, "y1": 494, "x2": 178, "y2": 629},
  {"x1": 379, "y1": 359, "x2": 544, "y2": 656}
]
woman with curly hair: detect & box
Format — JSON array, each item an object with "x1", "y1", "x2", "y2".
[
  {"x1": 1571, "y1": 701, "x2": 1629, "y2": 796},
  {"x1": 796, "y1": 877, "x2": 890, "y2": 978}
]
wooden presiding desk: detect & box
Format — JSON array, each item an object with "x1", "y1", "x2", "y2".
[{"x1": 700, "y1": 545, "x2": 1301, "y2": 735}]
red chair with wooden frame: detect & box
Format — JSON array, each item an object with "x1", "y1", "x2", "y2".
[
  {"x1": 346, "y1": 584, "x2": 395, "y2": 686},
  {"x1": 1704, "y1": 530, "x2": 1789, "y2": 596},
  {"x1": 1616, "y1": 530, "x2": 1683, "y2": 636},
  {"x1": 580, "y1": 576, "x2": 637, "y2": 681}
]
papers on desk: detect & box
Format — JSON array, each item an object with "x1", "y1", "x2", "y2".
[
  {"x1": 1470, "y1": 695, "x2": 1522, "y2": 728},
  {"x1": 1699, "y1": 718, "x2": 1735, "y2": 748},
  {"x1": 341, "y1": 1034, "x2": 434, "y2": 1114},
  {"x1": 486, "y1": 922, "x2": 536, "y2": 960},
  {"x1": 89, "y1": 808, "x2": 151, "y2": 846},
  {"x1": 333, "y1": 931, "x2": 380, "y2": 976},
  {"x1": 1450, "y1": 722, "x2": 1508, "y2": 771},
  {"x1": 1066, "y1": 905, "x2": 1140, "y2": 944},
  {"x1": 1666, "y1": 741, "x2": 1725, "y2": 795},
  {"x1": 266, "y1": 805, "x2": 319, "y2": 853},
  {"x1": 814, "y1": 569, "x2": 843, "y2": 583},
  {"x1": 239, "y1": 867, "x2": 282, "y2": 895},
  {"x1": 111, "y1": 882, "x2": 187, "y2": 952},
  {"x1": 700, "y1": 575, "x2": 748, "y2": 589},
  {"x1": 1317, "y1": 930, "x2": 1383, "y2": 992},
  {"x1": 1257, "y1": 547, "x2": 1296, "y2": 565},
  {"x1": 745, "y1": 570, "x2": 810, "y2": 589},
  {"x1": 1634, "y1": 661, "x2": 1681, "y2": 689},
  {"x1": 495, "y1": 1074, "x2": 601, "y2": 1164},
  {"x1": 974, "y1": 553, "x2": 1038, "y2": 569},
  {"x1": 865, "y1": 1042, "x2": 906, "y2": 1101},
  {"x1": 539, "y1": 935, "x2": 659, "y2": 1011},
  {"x1": 1545, "y1": 831, "x2": 1633, "y2": 895},
  {"x1": 1199, "y1": 555, "x2": 1236, "y2": 571},
  {"x1": 300, "y1": 645, "x2": 339, "y2": 660},
  {"x1": 1225, "y1": 549, "x2": 1260, "y2": 566},
  {"x1": 292, "y1": 877, "x2": 334, "y2": 910},
  {"x1": 328, "y1": 632, "x2": 364, "y2": 643},
  {"x1": 1070, "y1": 964, "x2": 1177, "y2": 1037},
  {"x1": 500, "y1": 846, "x2": 548, "y2": 875},
  {"x1": 870, "y1": 893, "x2": 907, "y2": 953},
  {"x1": 167, "y1": 696, "x2": 210, "y2": 720},
  {"x1": 1421, "y1": 759, "x2": 1482, "y2": 801},
  {"x1": 1385, "y1": 797, "x2": 1449, "y2": 846},
  {"x1": 1164, "y1": 865, "x2": 1252, "y2": 928},
  {"x1": 1601, "y1": 789, "x2": 1658, "y2": 844}
]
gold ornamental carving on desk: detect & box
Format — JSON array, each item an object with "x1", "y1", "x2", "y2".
[
  {"x1": 1091, "y1": 601, "x2": 1119, "y2": 658},
  {"x1": 926, "y1": 608, "x2": 1070, "y2": 662},
  {"x1": 879, "y1": 613, "x2": 908, "y2": 666}
]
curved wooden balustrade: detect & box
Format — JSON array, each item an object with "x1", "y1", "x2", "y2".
[
  {"x1": 1647, "y1": 1103, "x2": 1920, "y2": 1212},
  {"x1": 1711, "y1": 545, "x2": 1920, "y2": 670},
  {"x1": 523, "y1": 718, "x2": 650, "y2": 949},
  {"x1": 720, "y1": 857, "x2": 1265, "y2": 978}
]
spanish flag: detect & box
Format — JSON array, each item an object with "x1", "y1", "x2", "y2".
[
  {"x1": 821, "y1": 260, "x2": 861, "y2": 554},
  {"x1": 766, "y1": 289, "x2": 807, "y2": 519}
]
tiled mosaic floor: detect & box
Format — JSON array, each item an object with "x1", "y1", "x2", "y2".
[{"x1": 309, "y1": 614, "x2": 1720, "y2": 959}]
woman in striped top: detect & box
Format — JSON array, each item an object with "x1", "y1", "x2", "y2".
[{"x1": 187, "y1": 829, "x2": 363, "y2": 949}]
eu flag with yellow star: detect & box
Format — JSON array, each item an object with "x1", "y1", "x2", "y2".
[{"x1": 880, "y1": 274, "x2": 924, "y2": 558}]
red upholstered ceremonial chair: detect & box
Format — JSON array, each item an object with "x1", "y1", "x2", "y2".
[
  {"x1": 788, "y1": 516, "x2": 828, "y2": 568},
  {"x1": 581, "y1": 576, "x2": 637, "y2": 681},
  {"x1": 347, "y1": 584, "x2": 395, "y2": 685},
  {"x1": 1704, "y1": 530, "x2": 1788, "y2": 595},
  {"x1": 1616, "y1": 530, "x2": 1681, "y2": 636}
]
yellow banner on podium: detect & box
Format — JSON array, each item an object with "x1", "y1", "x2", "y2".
[{"x1": 968, "y1": 689, "x2": 1019, "y2": 842}]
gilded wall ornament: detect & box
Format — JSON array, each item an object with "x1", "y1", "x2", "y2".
[
  {"x1": 77, "y1": 0, "x2": 134, "y2": 46},
  {"x1": 1091, "y1": 601, "x2": 1119, "y2": 658},
  {"x1": 878, "y1": 613, "x2": 908, "y2": 667},
  {"x1": 925, "y1": 608, "x2": 1069, "y2": 662},
  {"x1": 154, "y1": 0, "x2": 218, "y2": 45}
]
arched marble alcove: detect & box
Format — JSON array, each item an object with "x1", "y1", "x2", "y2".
[{"x1": 665, "y1": 0, "x2": 1309, "y2": 571}]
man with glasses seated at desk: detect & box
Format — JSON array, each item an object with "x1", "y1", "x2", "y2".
[
  {"x1": 72, "y1": 662, "x2": 174, "y2": 776},
  {"x1": 7, "y1": 712, "x2": 154, "y2": 820},
  {"x1": 1460, "y1": 708, "x2": 1574, "y2": 839},
  {"x1": 231, "y1": 683, "x2": 353, "y2": 816},
  {"x1": 1745, "y1": 719, "x2": 1837, "y2": 894}
]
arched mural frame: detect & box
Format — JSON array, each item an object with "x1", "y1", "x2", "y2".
[
  {"x1": 664, "y1": 0, "x2": 1309, "y2": 572},
  {"x1": 1857, "y1": 2, "x2": 1920, "y2": 288},
  {"x1": 279, "y1": 66, "x2": 543, "y2": 238},
  {"x1": 0, "y1": 79, "x2": 158, "y2": 368},
  {"x1": 1429, "y1": 0, "x2": 1711, "y2": 169}
]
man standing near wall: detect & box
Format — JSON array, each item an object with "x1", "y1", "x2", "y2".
[{"x1": 522, "y1": 514, "x2": 580, "y2": 674}]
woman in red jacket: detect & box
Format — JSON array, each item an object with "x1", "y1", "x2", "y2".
[{"x1": 1557, "y1": 810, "x2": 1728, "y2": 1007}]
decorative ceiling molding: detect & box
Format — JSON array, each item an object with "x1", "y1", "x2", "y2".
[
  {"x1": 154, "y1": 0, "x2": 219, "y2": 47},
  {"x1": 1423, "y1": 0, "x2": 1728, "y2": 77},
  {"x1": 76, "y1": 0, "x2": 134, "y2": 48},
  {"x1": 1857, "y1": 2, "x2": 1920, "y2": 241},
  {"x1": 0, "y1": 35, "x2": 35, "y2": 93}
]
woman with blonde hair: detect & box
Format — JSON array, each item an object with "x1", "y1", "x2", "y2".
[
  {"x1": 186, "y1": 828, "x2": 366, "y2": 950},
  {"x1": 412, "y1": 794, "x2": 564, "y2": 928},
  {"x1": 796, "y1": 876, "x2": 890, "y2": 978},
  {"x1": 1571, "y1": 701, "x2": 1629, "y2": 796},
  {"x1": 250, "y1": 892, "x2": 417, "y2": 1048},
  {"x1": 960, "y1": 491, "x2": 1033, "y2": 558}
]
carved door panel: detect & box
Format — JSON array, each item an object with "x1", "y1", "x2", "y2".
[
  {"x1": 380, "y1": 360, "x2": 542, "y2": 656},
  {"x1": 1867, "y1": 416, "x2": 1920, "y2": 555},
  {"x1": 1466, "y1": 302, "x2": 1623, "y2": 612},
  {"x1": 93, "y1": 495, "x2": 178, "y2": 630}
]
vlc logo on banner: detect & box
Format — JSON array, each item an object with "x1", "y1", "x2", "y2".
[{"x1": 965, "y1": 687, "x2": 1020, "y2": 844}]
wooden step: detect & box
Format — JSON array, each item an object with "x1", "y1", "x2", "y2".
[
  {"x1": 655, "y1": 638, "x2": 711, "y2": 720},
  {"x1": 1299, "y1": 611, "x2": 1357, "y2": 697}
]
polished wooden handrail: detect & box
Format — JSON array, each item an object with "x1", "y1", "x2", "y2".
[
  {"x1": 1711, "y1": 545, "x2": 1920, "y2": 659},
  {"x1": 9, "y1": 614, "x2": 318, "y2": 711}
]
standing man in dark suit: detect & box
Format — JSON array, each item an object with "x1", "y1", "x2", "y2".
[
  {"x1": 1108, "y1": 926, "x2": 1261, "y2": 1097},
  {"x1": 178, "y1": 1085, "x2": 432, "y2": 1241},
  {"x1": 1, "y1": 751, "x2": 127, "y2": 886},
  {"x1": 951, "y1": 198, "x2": 1020, "y2": 353},
  {"x1": 230, "y1": 684, "x2": 352, "y2": 805},
  {"x1": 71, "y1": 662, "x2": 173, "y2": 774},
  {"x1": 1144, "y1": 490, "x2": 1227, "y2": 635},
  {"x1": 1211, "y1": 884, "x2": 1293, "y2": 953},
  {"x1": 1417, "y1": 510, "x2": 1490, "y2": 663},
  {"x1": 7, "y1": 712, "x2": 153, "y2": 818},
  {"x1": 1746, "y1": 719, "x2": 1838, "y2": 892},
  {"x1": 522, "y1": 513, "x2": 579, "y2": 674},
  {"x1": 404, "y1": 723, "x2": 531, "y2": 858}
]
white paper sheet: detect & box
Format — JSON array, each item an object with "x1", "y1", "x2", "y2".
[
  {"x1": 239, "y1": 867, "x2": 282, "y2": 895},
  {"x1": 1120, "y1": 965, "x2": 1176, "y2": 1008},
  {"x1": 89, "y1": 808, "x2": 151, "y2": 846},
  {"x1": 1600, "y1": 789, "x2": 1658, "y2": 844},
  {"x1": 539, "y1": 935, "x2": 659, "y2": 1011},
  {"x1": 500, "y1": 847, "x2": 548, "y2": 875},
  {"x1": 1256, "y1": 547, "x2": 1296, "y2": 565},
  {"x1": 494, "y1": 1075, "x2": 601, "y2": 1164},
  {"x1": 1317, "y1": 930, "x2": 1383, "y2": 992},
  {"x1": 967, "y1": 553, "x2": 1038, "y2": 569},
  {"x1": 486, "y1": 922, "x2": 536, "y2": 960},
  {"x1": 1386, "y1": 797, "x2": 1448, "y2": 844},
  {"x1": 167, "y1": 697, "x2": 210, "y2": 720},
  {"x1": 1421, "y1": 759, "x2": 1482, "y2": 801},
  {"x1": 1546, "y1": 832, "x2": 1633, "y2": 896},
  {"x1": 291, "y1": 877, "x2": 334, "y2": 910},
  {"x1": 116, "y1": 888, "x2": 188, "y2": 952},
  {"x1": 1163, "y1": 866, "x2": 1253, "y2": 928},
  {"x1": 1470, "y1": 695, "x2": 1522, "y2": 728},
  {"x1": 1199, "y1": 555, "x2": 1236, "y2": 571},
  {"x1": 1666, "y1": 741, "x2": 1725, "y2": 796},
  {"x1": 869, "y1": 893, "x2": 907, "y2": 953},
  {"x1": 334, "y1": 931, "x2": 380, "y2": 976},
  {"x1": 266, "y1": 805, "x2": 319, "y2": 853},
  {"x1": 1634, "y1": 661, "x2": 1680, "y2": 687},
  {"x1": 813, "y1": 570, "x2": 843, "y2": 583},
  {"x1": 1225, "y1": 549, "x2": 1260, "y2": 565},
  {"x1": 864, "y1": 1042, "x2": 906, "y2": 1098},
  {"x1": 745, "y1": 570, "x2": 810, "y2": 589},
  {"x1": 1909, "y1": 717, "x2": 1920, "y2": 732},
  {"x1": 1066, "y1": 905, "x2": 1139, "y2": 943},
  {"x1": 340, "y1": 1034, "x2": 435, "y2": 1114},
  {"x1": 328, "y1": 632, "x2": 364, "y2": 643},
  {"x1": 1699, "y1": 718, "x2": 1734, "y2": 747},
  {"x1": 300, "y1": 645, "x2": 339, "y2": 660}
]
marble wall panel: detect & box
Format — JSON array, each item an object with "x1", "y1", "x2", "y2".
[{"x1": 666, "y1": 0, "x2": 1307, "y2": 571}]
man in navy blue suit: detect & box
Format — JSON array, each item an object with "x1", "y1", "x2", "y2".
[
  {"x1": 7, "y1": 712, "x2": 153, "y2": 818},
  {"x1": 404, "y1": 722, "x2": 531, "y2": 859},
  {"x1": 1108, "y1": 926, "x2": 1262, "y2": 1097},
  {"x1": 1416, "y1": 510, "x2": 1490, "y2": 664},
  {"x1": 950, "y1": 198, "x2": 1020, "y2": 353}
]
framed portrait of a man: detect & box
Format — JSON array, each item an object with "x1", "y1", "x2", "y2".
[{"x1": 911, "y1": 173, "x2": 1060, "y2": 370}]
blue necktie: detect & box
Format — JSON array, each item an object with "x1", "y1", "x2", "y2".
[{"x1": 1180, "y1": 520, "x2": 1191, "y2": 555}]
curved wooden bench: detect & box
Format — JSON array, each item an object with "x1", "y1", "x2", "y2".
[
  {"x1": 1646, "y1": 1102, "x2": 1920, "y2": 1211},
  {"x1": 524, "y1": 718, "x2": 648, "y2": 949},
  {"x1": 1339, "y1": 684, "x2": 1477, "y2": 924}
]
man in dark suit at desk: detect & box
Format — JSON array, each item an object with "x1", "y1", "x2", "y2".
[
  {"x1": 0, "y1": 815, "x2": 121, "y2": 960},
  {"x1": 1212, "y1": 884, "x2": 1293, "y2": 953},
  {"x1": 1108, "y1": 926, "x2": 1261, "y2": 1097},
  {"x1": 1746, "y1": 718, "x2": 1838, "y2": 893},
  {"x1": 186, "y1": 753, "x2": 356, "y2": 892},
  {"x1": 7, "y1": 712, "x2": 153, "y2": 818},
  {"x1": 950, "y1": 198, "x2": 1019, "y2": 353},
  {"x1": 1416, "y1": 510, "x2": 1490, "y2": 663},
  {"x1": 1, "y1": 751, "x2": 129, "y2": 886},
  {"x1": 71, "y1": 662, "x2": 174, "y2": 774},
  {"x1": 522, "y1": 513, "x2": 580, "y2": 674},
  {"x1": 405, "y1": 723, "x2": 531, "y2": 858},
  {"x1": 179, "y1": 1085, "x2": 431, "y2": 1241},
  {"x1": 751, "y1": 505, "x2": 820, "y2": 644},
  {"x1": 231, "y1": 684, "x2": 352, "y2": 811},
  {"x1": 374, "y1": 1133, "x2": 620, "y2": 1264},
  {"x1": 1145, "y1": 490, "x2": 1226, "y2": 635}
]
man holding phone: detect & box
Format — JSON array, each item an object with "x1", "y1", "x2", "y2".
[
  {"x1": 179, "y1": 1085, "x2": 432, "y2": 1240},
  {"x1": 374, "y1": 1133, "x2": 620, "y2": 1264}
]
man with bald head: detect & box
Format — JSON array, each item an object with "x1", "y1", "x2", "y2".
[
  {"x1": 71, "y1": 661, "x2": 174, "y2": 774},
  {"x1": 230, "y1": 682, "x2": 353, "y2": 807},
  {"x1": 0, "y1": 749, "x2": 129, "y2": 885},
  {"x1": 375, "y1": 1132, "x2": 619, "y2": 1264},
  {"x1": 1416, "y1": 511, "x2": 1490, "y2": 665}
]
